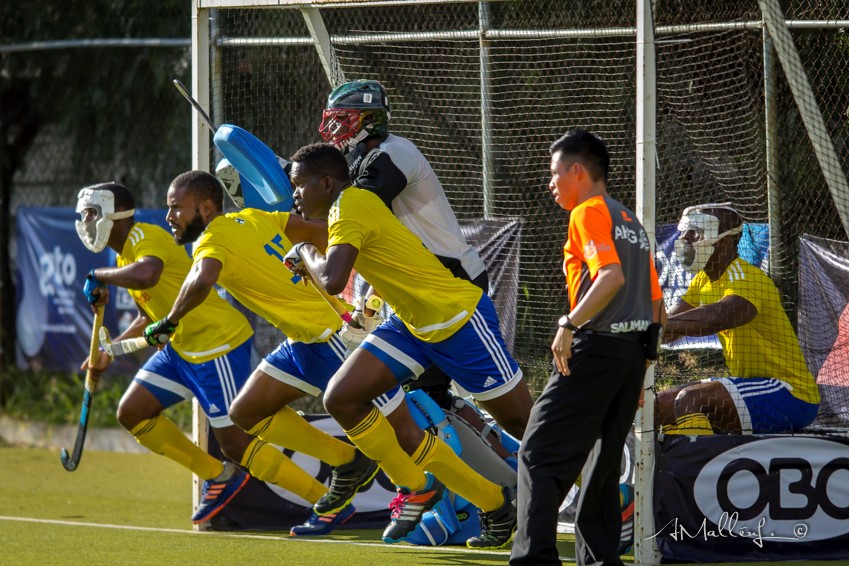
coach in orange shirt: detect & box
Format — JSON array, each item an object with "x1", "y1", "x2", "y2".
[{"x1": 510, "y1": 130, "x2": 664, "y2": 566}]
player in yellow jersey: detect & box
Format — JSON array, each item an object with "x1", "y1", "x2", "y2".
[
  {"x1": 142, "y1": 170, "x2": 404, "y2": 536},
  {"x1": 284, "y1": 143, "x2": 533, "y2": 549},
  {"x1": 658, "y1": 203, "x2": 820, "y2": 434},
  {"x1": 76, "y1": 182, "x2": 255, "y2": 524}
]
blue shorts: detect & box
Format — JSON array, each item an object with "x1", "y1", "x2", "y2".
[
  {"x1": 361, "y1": 294, "x2": 523, "y2": 401},
  {"x1": 258, "y1": 332, "x2": 404, "y2": 416},
  {"x1": 135, "y1": 338, "x2": 253, "y2": 429},
  {"x1": 710, "y1": 377, "x2": 819, "y2": 433}
]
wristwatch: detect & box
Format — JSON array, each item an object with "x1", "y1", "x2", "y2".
[{"x1": 558, "y1": 315, "x2": 579, "y2": 332}]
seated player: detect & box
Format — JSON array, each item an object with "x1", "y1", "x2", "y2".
[
  {"x1": 141, "y1": 171, "x2": 405, "y2": 535},
  {"x1": 657, "y1": 203, "x2": 820, "y2": 434},
  {"x1": 284, "y1": 143, "x2": 535, "y2": 549}
]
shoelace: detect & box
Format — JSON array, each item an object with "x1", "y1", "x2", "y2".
[{"x1": 388, "y1": 492, "x2": 409, "y2": 519}]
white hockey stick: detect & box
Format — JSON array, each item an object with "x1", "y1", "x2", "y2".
[{"x1": 98, "y1": 327, "x2": 150, "y2": 357}]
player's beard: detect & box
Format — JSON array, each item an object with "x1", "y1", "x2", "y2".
[{"x1": 176, "y1": 211, "x2": 206, "y2": 245}]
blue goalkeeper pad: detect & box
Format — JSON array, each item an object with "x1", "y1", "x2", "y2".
[{"x1": 213, "y1": 124, "x2": 294, "y2": 209}]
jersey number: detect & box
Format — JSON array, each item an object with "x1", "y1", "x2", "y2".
[{"x1": 264, "y1": 234, "x2": 298, "y2": 283}]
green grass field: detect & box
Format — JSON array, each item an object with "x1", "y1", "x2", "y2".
[
  {"x1": 3, "y1": 445, "x2": 847, "y2": 566},
  {"x1": 0, "y1": 446, "x2": 568, "y2": 565}
]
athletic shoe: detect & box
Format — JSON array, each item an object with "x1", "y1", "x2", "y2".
[
  {"x1": 466, "y1": 486, "x2": 516, "y2": 549},
  {"x1": 314, "y1": 449, "x2": 379, "y2": 515},
  {"x1": 618, "y1": 483, "x2": 635, "y2": 555},
  {"x1": 191, "y1": 463, "x2": 250, "y2": 524},
  {"x1": 290, "y1": 504, "x2": 355, "y2": 536},
  {"x1": 382, "y1": 473, "x2": 446, "y2": 543}
]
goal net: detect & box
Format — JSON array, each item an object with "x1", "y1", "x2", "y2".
[{"x1": 194, "y1": 0, "x2": 849, "y2": 558}]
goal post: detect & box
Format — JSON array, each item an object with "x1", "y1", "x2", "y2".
[{"x1": 188, "y1": 0, "x2": 849, "y2": 557}]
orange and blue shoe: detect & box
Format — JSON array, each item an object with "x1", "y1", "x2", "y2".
[
  {"x1": 191, "y1": 463, "x2": 250, "y2": 524},
  {"x1": 382, "y1": 473, "x2": 446, "y2": 543},
  {"x1": 290, "y1": 504, "x2": 356, "y2": 536}
]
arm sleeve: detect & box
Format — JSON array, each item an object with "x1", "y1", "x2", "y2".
[
  {"x1": 130, "y1": 227, "x2": 167, "y2": 263},
  {"x1": 680, "y1": 274, "x2": 704, "y2": 307},
  {"x1": 649, "y1": 257, "x2": 663, "y2": 301},
  {"x1": 193, "y1": 233, "x2": 235, "y2": 281},
  {"x1": 353, "y1": 150, "x2": 408, "y2": 207},
  {"x1": 720, "y1": 265, "x2": 763, "y2": 312},
  {"x1": 327, "y1": 194, "x2": 368, "y2": 251},
  {"x1": 570, "y1": 204, "x2": 619, "y2": 278}
]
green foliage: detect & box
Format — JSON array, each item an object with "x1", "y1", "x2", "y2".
[{"x1": 0, "y1": 366, "x2": 192, "y2": 430}]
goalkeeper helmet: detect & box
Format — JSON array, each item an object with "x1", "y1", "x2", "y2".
[{"x1": 320, "y1": 80, "x2": 391, "y2": 153}]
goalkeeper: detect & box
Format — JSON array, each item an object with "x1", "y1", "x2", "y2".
[
  {"x1": 319, "y1": 79, "x2": 493, "y2": 414},
  {"x1": 76, "y1": 181, "x2": 255, "y2": 525},
  {"x1": 284, "y1": 143, "x2": 534, "y2": 549},
  {"x1": 143, "y1": 170, "x2": 404, "y2": 535}
]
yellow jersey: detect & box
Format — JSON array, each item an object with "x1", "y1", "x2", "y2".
[
  {"x1": 682, "y1": 257, "x2": 820, "y2": 404},
  {"x1": 328, "y1": 187, "x2": 482, "y2": 343},
  {"x1": 193, "y1": 209, "x2": 342, "y2": 343},
  {"x1": 118, "y1": 222, "x2": 253, "y2": 363}
]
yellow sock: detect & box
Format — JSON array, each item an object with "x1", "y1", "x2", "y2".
[
  {"x1": 248, "y1": 407, "x2": 355, "y2": 467},
  {"x1": 413, "y1": 433, "x2": 504, "y2": 512},
  {"x1": 240, "y1": 438, "x2": 327, "y2": 504},
  {"x1": 346, "y1": 407, "x2": 426, "y2": 491},
  {"x1": 666, "y1": 413, "x2": 714, "y2": 436},
  {"x1": 130, "y1": 416, "x2": 223, "y2": 480}
]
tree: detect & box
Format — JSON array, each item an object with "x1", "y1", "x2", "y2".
[{"x1": 0, "y1": 0, "x2": 191, "y2": 368}]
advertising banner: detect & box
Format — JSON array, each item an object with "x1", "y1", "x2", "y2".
[
  {"x1": 15, "y1": 207, "x2": 176, "y2": 374},
  {"x1": 655, "y1": 434, "x2": 849, "y2": 562}
]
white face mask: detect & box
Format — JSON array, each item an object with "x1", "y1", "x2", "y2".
[
  {"x1": 674, "y1": 205, "x2": 742, "y2": 274},
  {"x1": 75, "y1": 188, "x2": 135, "y2": 253}
]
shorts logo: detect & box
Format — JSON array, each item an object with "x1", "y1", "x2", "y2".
[
  {"x1": 208, "y1": 403, "x2": 220, "y2": 413},
  {"x1": 483, "y1": 376, "x2": 498, "y2": 388}
]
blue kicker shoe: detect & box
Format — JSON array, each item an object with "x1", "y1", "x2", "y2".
[
  {"x1": 290, "y1": 504, "x2": 356, "y2": 536},
  {"x1": 191, "y1": 463, "x2": 251, "y2": 524}
]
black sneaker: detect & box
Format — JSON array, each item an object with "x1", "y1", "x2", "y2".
[
  {"x1": 466, "y1": 486, "x2": 516, "y2": 550},
  {"x1": 382, "y1": 473, "x2": 446, "y2": 543},
  {"x1": 313, "y1": 449, "x2": 379, "y2": 515}
]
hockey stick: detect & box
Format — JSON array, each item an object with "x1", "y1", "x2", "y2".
[
  {"x1": 60, "y1": 305, "x2": 105, "y2": 471},
  {"x1": 172, "y1": 79, "x2": 217, "y2": 133},
  {"x1": 98, "y1": 327, "x2": 149, "y2": 357}
]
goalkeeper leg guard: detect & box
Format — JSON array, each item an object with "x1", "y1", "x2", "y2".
[{"x1": 131, "y1": 415, "x2": 222, "y2": 480}]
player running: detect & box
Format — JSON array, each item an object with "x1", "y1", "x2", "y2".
[
  {"x1": 284, "y1": 143, "x2": 533, "y2": 549},
  {"x1": 319, "y1": 79, "x2": 494, "y2": 416},
  {"x1": 143, "y1": 170, "x2": 404, "y2": 535},
  {"x1": 76, "y1": 182, "x2": 255, "y2": 525}
]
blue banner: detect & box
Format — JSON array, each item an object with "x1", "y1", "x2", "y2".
[{"x1": 15, "y1": 207, "x2": 173, "y2": 374}]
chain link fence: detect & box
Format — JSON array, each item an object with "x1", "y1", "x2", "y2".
[{"x1": 208, "y1": 1, "x2": 849, "y2": 423}]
